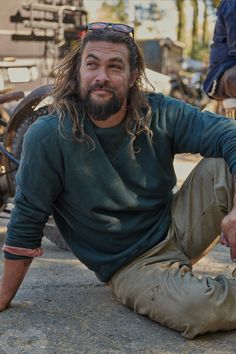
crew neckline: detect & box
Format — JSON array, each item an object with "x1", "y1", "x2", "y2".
[{"x1": 94, "y1": 121, "x2": 125, "y2": 135}]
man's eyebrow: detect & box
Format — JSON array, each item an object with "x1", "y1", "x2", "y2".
[
  {"x1": 84, "y1": 54, "x2": 124, "y2": 64},
  {"x1": 85, "y1": 53, "x2": 99, "y2": 61},
  {"x1": 108, "y1": 57, "x2": 124, "y2": 64}
]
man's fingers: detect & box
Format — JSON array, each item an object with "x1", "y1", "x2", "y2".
[
  {"x1": 220, "y1": 232, "x2": 236, "y2": 261},
  {"x1": 229, "y1": 242, "x2": 236, "y2": 262},
  {"x1": 220, "y1": 232, "x2": 229, "y2": 246}
]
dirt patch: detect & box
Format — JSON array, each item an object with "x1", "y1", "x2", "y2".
[{"x1": 175, "y1": 153, "x2": 202, "y2": 163}]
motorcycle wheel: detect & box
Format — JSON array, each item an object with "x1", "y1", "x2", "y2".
[{"x1": 5, "y1": 104, "x2": 71, "y2": 251}]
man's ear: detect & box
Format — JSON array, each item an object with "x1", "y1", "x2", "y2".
[{"x1": 129, "y1": 70, "x2": 138, "y2": 88}]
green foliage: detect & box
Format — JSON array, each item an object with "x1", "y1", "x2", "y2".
[
  {"x1": 175, "y1": 0, "x2": 186, "y2": 43},
  {"x1": 187, "y1": 0, "x2": 219, "y2": 60},
  {"x1": 206, "y1": 0, "x2": 220, "y2": 15},
  {"x1": 209, "y1": 0, "x2": 221, "y2": 10},
  {"x1": 191, "y1": 0, "x2": 199, "y2": 58},
  {"x1": 187, "y1": 42, "x2": 210, "y2": 62},
  {"x1": 202, "y1": 0, "x2": 209, "y2": 45}
]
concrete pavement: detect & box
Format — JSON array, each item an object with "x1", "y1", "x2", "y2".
[{"x1": 0, "y1": 155, "x2": 236, "y2": 354}]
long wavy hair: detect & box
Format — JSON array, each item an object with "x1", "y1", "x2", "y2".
[{"x1": 49, "y1": 29, "x2": 153, "y2": 148}]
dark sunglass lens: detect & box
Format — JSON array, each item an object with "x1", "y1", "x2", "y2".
[
  {"x1": 113, "y1": 24, "x2": 131, "y2": 33},
  {"x1": 89, "y1": 22, "x2": 107, "y2": 30}
]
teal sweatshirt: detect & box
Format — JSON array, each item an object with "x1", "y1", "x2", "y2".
[{"x1": 5, "y1": 93, "x2": 236, "y2": 282}]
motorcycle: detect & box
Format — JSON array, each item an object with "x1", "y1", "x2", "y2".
[{"x1": 169, "y1": 70, "x2": 209, "y2": 110}]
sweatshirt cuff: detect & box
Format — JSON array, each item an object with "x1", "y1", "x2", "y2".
[{"x1": 2, "y1": 245, "x2": 43, "y2": 257}]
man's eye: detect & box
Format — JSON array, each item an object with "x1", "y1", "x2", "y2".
[
  {"x1": 110, "y1": 64, "x2": 122, "y2": 70},
  {"x1": 87, "y1": 62, "x2": 96, "y2": 67}
]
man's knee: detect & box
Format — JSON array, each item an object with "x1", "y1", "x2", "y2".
[
  {"x1": 197, "y1": 156, "x2": 225, "y2": 169},
  {"x1": 192, "y1": 158, "x2": 233, "y2": 210},
  {"x1": 195, "y1": 157, "x2": 230, "y2": 180},
  {"x1": 190, "y1": 158, "x2": 229, "y2": 188}
]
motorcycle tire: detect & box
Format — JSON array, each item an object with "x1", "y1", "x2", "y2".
[{"x1": 6, "y1": 105, "x2": 71, "y2": 251}]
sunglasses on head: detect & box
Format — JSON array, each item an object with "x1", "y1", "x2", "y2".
[{"x1": 87, "y1": 22, "x2": 134, "y2": 39}]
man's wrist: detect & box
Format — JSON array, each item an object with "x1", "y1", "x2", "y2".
[{"x1": 0, "y1": 301, "x2": 9, "y2": 311}]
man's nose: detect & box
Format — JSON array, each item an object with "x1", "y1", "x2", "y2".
[{"x1": 95, "y1": 68, "x2": 109, "y2": 83}]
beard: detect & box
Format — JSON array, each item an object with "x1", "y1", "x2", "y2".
[{"x1": 80, "y1": 83, "x2": 125, "y2": 121}]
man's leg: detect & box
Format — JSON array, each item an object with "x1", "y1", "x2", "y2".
[
  {"x1": 109, "y1": 158, "x2": 236, "y2": 339},
  {"x1": 216, "y1": 65, "x2": 236, "y2": 99},
  {"x1": 171, "y1": 157, "x2": 233, "y2": 261}
]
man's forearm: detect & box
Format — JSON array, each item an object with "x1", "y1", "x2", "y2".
[
  {"x1": 233, "y1": 177, "x2": 236, "y2": 206},
  {"x1": 221, "y1": 177, "x2": 236, "y2": 261},
  {"x1": 0, "y1": 258, "x2": 32, "y2": 311}
]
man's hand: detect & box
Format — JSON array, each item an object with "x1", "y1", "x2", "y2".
[
  {"x1": 0, "y1": 258, "x2": 32, "y2": 311},
  {"x1": 221, "y1": 207, "x2": 236, "y2": 262}
]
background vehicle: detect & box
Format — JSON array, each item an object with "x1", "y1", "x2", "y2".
[
  {"x1": 0, "y1": 57, "x2": 39, "y2": 93},
  {"x1": 137, "y1": 37, "x2": 209, "y2": 110},
  {"x1": 137, "y1": 37, "x2": 184, "y2": 75},
  {"x1": 169, "y1": 69, "x2": 209, "y2": 110},
  {"x1": 0, "y1": 88, "x2": 25, "y2": 209},
  {"x1": 0, "y1": 0, "x2": 88, "y2": 92},
  {"x1": 0, "y1": 57, "x2": 38, "y2": 128}
]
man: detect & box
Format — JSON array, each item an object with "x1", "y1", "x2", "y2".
[
  {"x1": 1, "y1": 22, "x2": 236, "y2": 339},
  {"x1": 203, "y1": 0, "x2": 236, "y2": 99}
]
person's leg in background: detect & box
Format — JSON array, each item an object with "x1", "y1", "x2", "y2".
[
  {"x1": 109, "y1": 158, "x2": 236, "y2": 339},
  {"x1": 216, "y1": 65, "x2": 236, "y2": 99}
]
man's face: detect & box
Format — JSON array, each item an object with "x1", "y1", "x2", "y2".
[{"x1": 78, "y1": 41, "x2": 136, "y2": 121}]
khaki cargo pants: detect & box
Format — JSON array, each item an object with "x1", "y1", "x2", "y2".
[{"x1": 109, "y1": 158, "x2": 236, "y2": 339}]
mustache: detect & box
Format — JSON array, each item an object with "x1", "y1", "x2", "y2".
[{"x1": 87, "y1": 83, "x2": 115, "y2": 95}]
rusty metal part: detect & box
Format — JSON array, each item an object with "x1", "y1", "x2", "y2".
[
  {"x1": 224, "y1": 107, "x2": 236, "y2": 119},
  {"x1": 222, "y1": 98, "x2": 236, "y2": 119},
  {"x1": 0, "y1": 91, "x2": 24, "y2": 105},
  {"x1": 0, "y1": 153, "x2": 10, "y2": 211},
  {"x1": 0, "y1": 86, "x2": 16, "y2": 95},
  {"x1": 5, "y1": 84, "x2": 53, "y2": 130}
]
